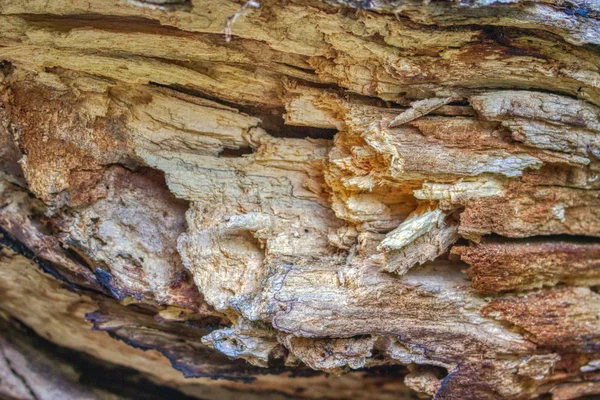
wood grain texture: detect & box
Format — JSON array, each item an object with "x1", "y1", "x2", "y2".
[{"x1": 0, "y1": 0, "x2": 599, "y2": 398}]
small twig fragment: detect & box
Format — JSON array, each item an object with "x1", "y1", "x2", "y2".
[{"x1": 388, "y1": 97, "x2": 455, "y2": 128}]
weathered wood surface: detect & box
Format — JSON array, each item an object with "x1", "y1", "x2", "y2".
[{"x1": 0, "y1": 0, "x2": 599, "y2": 398}]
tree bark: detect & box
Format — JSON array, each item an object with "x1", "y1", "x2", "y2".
[{"x1": 0, "y1": 0, "x2": 600, "y2": 399}]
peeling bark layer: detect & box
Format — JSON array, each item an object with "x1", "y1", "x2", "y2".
[{"x1": 0, "y1": 0, "x2": 600, "y2": 399}]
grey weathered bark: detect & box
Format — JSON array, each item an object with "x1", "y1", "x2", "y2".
[{"x1": 0, "y1": 0, "x2": 600, "y2": 399}]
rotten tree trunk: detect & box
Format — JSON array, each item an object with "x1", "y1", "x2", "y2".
[{"x1": 1, "y1": 0, "x2": 600, "y2": 399}]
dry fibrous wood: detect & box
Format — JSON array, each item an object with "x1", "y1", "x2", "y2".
[{"x1": 0, "y1": 0, "x2": 599, "y2": 399}]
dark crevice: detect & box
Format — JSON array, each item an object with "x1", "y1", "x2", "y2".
[
  {"x1": 274, "y1": 62, "x2": 317, "y2": 75},
  {"x1": 447, "y1": 99, "x2": 471, "y2": 107},
  {"x1": 218, "y1": 146, "x2": 254, "y2": 158},
  {"x1": 0, "y1": 60, "x2": 14, "y2": 77},
  {"x1": 83, "y1": 300, "x2": 314, "y2": 381},
  {"x1": 0, "y1": 226, "x2": 72, "y2": 287},
  {"x1": 149, "y1": 81, "x2": 267, "y2": 112},
  {"x1": 150, "y1": 82, "x2": 340, "y2": 140},
  {"x1": 0, "y1": 225, "x2": 109, "y2": 296},
  {"x1": 364, "y1": 364, "x2": 410, "y2": 378},
  {"x1": 0, "y1": 317, "x2": 203, "y2": 400},
  {"x1": 62, "y1": 247, "x2": 94, "y2": 272},
  {"x1": 479, "y1": 26, "x2": 549, "y2": 60},
  {"x1": 93, "y1": 268, "x2": 127, "y2": 300},
  {"x1": 263, "y1": 116, "x2": 338, "y2": 140},
  {"x1": 476, "y1": 233, "x2": 600, "y2": 245},
  {"x1": 3, "y1": 312, "x2": 382, "y2": 400}
]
